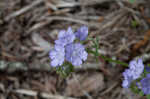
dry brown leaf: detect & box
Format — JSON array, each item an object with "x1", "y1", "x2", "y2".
[
  {"x1": 65, "y1": 72, "x2": 104, "y2": 96},
  {"x1": 98, "y1": 17, "x2": 104, "y2": 23},
  {"x1": 133, "y1": 30, "x2": 150, "y2": 51}
]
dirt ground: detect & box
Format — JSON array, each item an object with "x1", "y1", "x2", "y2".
[{"x1": 0, "y1": 0, "x2": 150, "y2": 99}]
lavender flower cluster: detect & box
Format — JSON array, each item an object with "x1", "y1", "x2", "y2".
[
  {"x1": 122, "y1": 58, "x2": 144, "y2": 88},
  {"x1": 122, "y1": 58, "x2": 150, "y2": 95},
  {"x1": 49, "y1": 26, "x2": 88, "y2": 67}
]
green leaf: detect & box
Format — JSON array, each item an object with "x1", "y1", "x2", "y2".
[
  {"x1": 148, "y1": 64, "x2": 150, "y2": 67},
  {"x1": 90, "y1": 37, "x2": 100, "y2": 61},
  {"x1": 100, "y1": 55, "x2": 128, "y2": 67},
  {"x1": 139, "y1": 91, "x2": 144, "y2": 96},
  {"x1": 54, "y1": 62, "x2": 74, "y2": 78},
  {"x1": 130, "y1": 84, "x2": 139, "y2": 94},
  {"x1": 129, "y1": 0, "x2": 135, "y2": 3},
  {"x1": 131, "y1": 20, "x2": 139, "y2": 28},
  {"x1": 143, "y1": 69, "x2": 149, "y2": 77},
  {"x1": 87, "y1": 49, "x2": 128, "y2": 67},
  {"x1": 146, "y1": 94, "x2": 150, "y2": 99}
]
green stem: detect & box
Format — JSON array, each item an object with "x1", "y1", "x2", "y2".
[
  {"x1": 87, "y1": 49, "x2": 128, "y2": 67},
  {"x1": 99, "y1": 54, "x2": 128, "y2": 67}
]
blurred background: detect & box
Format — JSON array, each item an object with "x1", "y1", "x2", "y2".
[{"x1": 0, "y1": 0, "x2": 150, "y2": 99}]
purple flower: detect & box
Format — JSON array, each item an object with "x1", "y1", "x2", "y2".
[
  {"x1": 145, "y1": 66, "x2": 150, "y2": 72},
  {"x1": 140, "y1": 74, "x2": 150, "y2": 94},
  {"x1": 75, "y1": 26, "x2": 88, "y2": 41},
  {"x1": 122, "y1": 58, "x2": 144, "y2": 88},
  {"x1": 65, "y1": 43, "x2": 88, "y2": 66},
  {"x1": 129, "y1": 58, "x2": 144, "y2": 79},
  {"x1": 49, "y1": 26, "x2": 89, "y2": 68},
  {"x1": 55, "y1": 27, "x2": 75, "y2": 46},
  {"x1": 49, "y1": 45, "x2": 65, "y2": 67},
  {"x1": 122, "y1": 69, "x2": 134, "y2": 88}
]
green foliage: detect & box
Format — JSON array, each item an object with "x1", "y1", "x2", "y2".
[
  {"x1": 129, "y1": 0, "x2": 136, "y2": 3},
  {"x1": 55, "y1": 62, "x2": 74, "y2": 78},
  {"x1": 92, "y1": 37, "x2": 100, "y2": 61},
  {"x1": 147, "y1": 95, "x2": 150, "y2": 99},
  {"x1": 130, "y1": 82, "x2": 140, "y2": 94},
  {"x1": 131, "y1": 20, "x2": 139, "y2": 28},
  {"x1": 87, "y1": 37, "x2": 128, "y2": 67},
  {"x1": 139, "y1": 91, "x2": 144, "y2": 96},
  {"x1": 143, "y1": 69, "x2": 149, "y2": 77},
  {"x1": 130, "y1": 81, "x2": 144, "y2": 96},
  {"x1": 129, "y1": 68, "x2": 150, "y2": 97}
]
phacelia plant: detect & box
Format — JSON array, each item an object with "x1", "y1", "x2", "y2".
[
  {"x1": 49, "y1": 26, "x2": 150, "y2": 98},
  {"x1": 49, "y1": 26, "x2": 88, "y2": 77}
]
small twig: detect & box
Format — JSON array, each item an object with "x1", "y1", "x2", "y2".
[
  {"x1": 55, "y1": 1, "x2": 79, "y2": 8},
  {"x1": 45, "y1": 16, "x2": 89, "y2": 25},
  {"x1": 27, "y1": 16, "x2": 90, "y2": 33},
  {"x1": 89, "y1": 9, "x2": 128, "y2": 37},
  {"x1": 79, "y1": 0, "x2": 114, "y2": 6},
  {"x1": 5, "y1": 0, "x2": 43, "y2": 21},
  {"x1": 27, "y1": 21, "x2": 51, "y2": 33},
  {"x1": 14, "y1": 89, "x2": 78, "y2": 99},
  {"x1": 123, "y1": 7, "x2": 140, "y2": 15},
  {"x1": 100, "y1": 11, "x2": 127, "y2": 31},
  {"x1": 44, "y1": 0, "x2": 58, "y2": 11},
  {"x1": 0, "y1": 60, "x2": 104, "y2": 72},
  {"x1": 74, "y1": 63, "x2": 102, "y2": 70},
  {"x1": 73, "y1": 15, "x2": 101, "y2": 21},
  {"x1": 100, "y1": 82, "x2": 118, "y2": 95}
]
